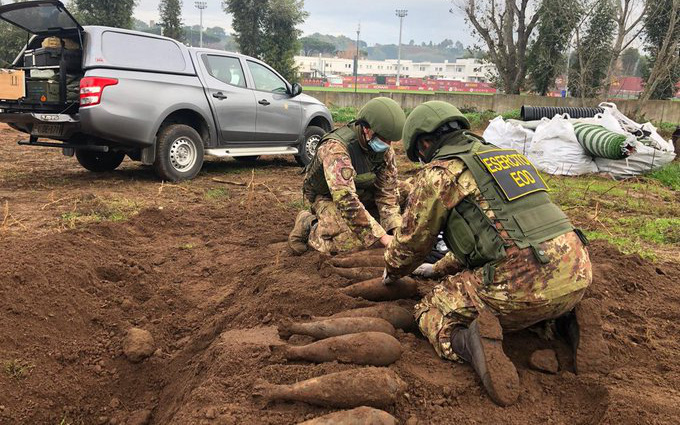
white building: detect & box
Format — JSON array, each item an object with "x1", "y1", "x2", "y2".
[{"x1": 295, "y1": 56, "x2": 494, "y2": 82}]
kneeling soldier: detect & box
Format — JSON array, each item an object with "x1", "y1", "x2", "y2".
[
  {"x1": 382, "y1": 101, "x2": 608, "y2": 406},
  {"x1": 289, "y1": 97, "x2": 406, "y2": 255}
]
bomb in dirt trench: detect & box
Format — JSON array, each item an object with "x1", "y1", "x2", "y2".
[
  {"x1": 340, "y1": 277, "x2": 419, "y2": 301},
  {"x1": 274, "y1": 332, "x2": 402, "y2": 366},
  {"x1": 323, "y1": 304, "x2": 415, "y2": 330},
  {"x1": 279, "y1": 317, "x2": 396, "y2": 340},
  {"x1": 328, "y1": 265, "x2": 384, "y2": 283},
  {"x1": 253, "y1": 367, "x2": 406, "y2": 408},
  {"x1": 298, "y1": 406, "x2": 397, "y2": 425}
]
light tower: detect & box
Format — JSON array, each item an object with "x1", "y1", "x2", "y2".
[
  {"x1": 195, "y1": 1, "x2": 208, "y2": 48},
  {"x1": 395, "y1": 9, "x2": 408, "y2": 87},
  {"x1": 354, "y1": 22, "x2": 361, "y2": 94}
]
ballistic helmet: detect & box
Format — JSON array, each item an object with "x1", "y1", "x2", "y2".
[
  {"x1": 356, "y1": 97, "x2": 406, "y2": 142},
  {"x1": 402, "y1": 101, "x2": 470, "y2": 161}
]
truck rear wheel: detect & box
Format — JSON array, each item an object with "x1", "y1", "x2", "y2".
[
  {"x1": 296, "y1": 125, "x2": 326, "y2": 166},
  {"x1": 154, "y1": 124, "x2": 204, "y2": 182},
  {"x1": 75, "y1": 150, "x2": 125, "y2": 172}
]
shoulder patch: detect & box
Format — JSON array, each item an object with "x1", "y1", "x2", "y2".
[{"x1": 340, "y1": 167, "x2": 354, "y2": 180}]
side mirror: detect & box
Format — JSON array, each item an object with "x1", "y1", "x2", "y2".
[{"x1": 291, "y1": 83, "x2": 303, "y2": 97}]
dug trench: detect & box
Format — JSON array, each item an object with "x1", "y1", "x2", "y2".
[{"x1": 0, "y1": 128, "x2": 679, "y2": 424}]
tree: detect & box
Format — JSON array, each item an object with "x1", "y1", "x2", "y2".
[
  {"x1": 300, "y1": 37, "x2": 337, "y2": 56},
  {"x1": 620, "y1": 47, "x2": 641, "y2": 75},
  {"x1": 261, "y1": 0, "x2": 308, "y2": 82},
  {"x1": 452, "y1": 0, "x2": 540, "y2": 94},
  {"x1": 640, "y1": 0, "x2": 680, "y2": 100},
  {"x1": 527, "y1": 0, "x2": 581, "y2": 95},
  {"x1": 223, "y1": 0, "x2": 307, "y2": 82},
  {"x1": 568, "y1": 0, "x2": 616, "y2": 98},
  {"x1": 602, "y1": 0, "x2": 649, "y2": 94},
  {"x1": 71, "y1": 0, "x2": 137, "y2": 29},
  {"x1": 159, "y1": 0, "x2": 183, "y2": 41}
]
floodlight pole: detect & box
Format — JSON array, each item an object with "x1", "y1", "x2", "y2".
[
  {"x1": 395, "y1": 9, "x2": 407, "y2": 87},
  {"x1": 355, "y1": 23, "x2": 360, "y2": 95},
  {"x1": 195, "y1": 1, "x2": 208, "y2": 48}
]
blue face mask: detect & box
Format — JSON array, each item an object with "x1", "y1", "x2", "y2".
[{"x1": 368, "y1": 137, "x2": 390, "y2": 153}]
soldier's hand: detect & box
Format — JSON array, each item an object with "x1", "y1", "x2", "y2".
[
  {"x1": 412, "y1": 263, "x2": 437, "y2": 278},
  {"x1": 382, "y1": 268, "x2": 397, "y2": 286},
  {"x1": 380, "y1": 234, "x2": 394, "y2": 247}
]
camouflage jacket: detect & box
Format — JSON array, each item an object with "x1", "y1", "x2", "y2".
[
  {"x1": 312, "y1": 139, "x2": 402, "y2": 247},
  {"x1": 385, "y1": 158, "x2": 479, "y2": 277}
]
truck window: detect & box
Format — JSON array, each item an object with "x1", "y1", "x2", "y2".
[
  {"x1": 101, "y1": 31, "x2": 187, "y2": 73},
  {"x1": 247, "y1": 61, "x2": 287, "y2": 94},
  {"x1": 203, "y1": 55, "x2": 246, "y2": 88}
]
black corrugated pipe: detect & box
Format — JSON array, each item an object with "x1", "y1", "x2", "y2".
[{"x1": 521, "y1": 105, "x2": 605, "y2": 121}]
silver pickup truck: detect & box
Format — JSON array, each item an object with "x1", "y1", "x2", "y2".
[{"x1": 0, "y1": 0, "x2": 333, "y2": 181}]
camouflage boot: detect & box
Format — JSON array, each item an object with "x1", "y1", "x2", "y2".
[
  {"x1": 451, "y1": 310, "x2": 520, "y2": 407},
  {"x1": 288, "y1": 211, "x2": 314, "y2": 255},
  {"x1": 557, "y1": 298, "x2": 611, "y2": 375}
]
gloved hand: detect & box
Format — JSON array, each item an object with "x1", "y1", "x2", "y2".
[
  {"x1": 412, "y1": 263, "x2": 437, "y2": 278},
  {"x1": 382, "y1": 268, "x2": 397, "y2": 286}
]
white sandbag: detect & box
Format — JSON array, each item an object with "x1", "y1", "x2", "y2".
[
  {"x1": 482, "y1": 116, "x2": 534, "y2": 154},
  {"x1": 575, "y1": 108, "x2": 627, "y2": 135},
  {"x1": 640, "y1": 122, "x2": 674, "y2": 152},
  {"x1": 528, "y1": 115, "x2": 598, "y2": 176},
  {"x1": 595, "y1": 142, "x2": 676, "y2": 178}
]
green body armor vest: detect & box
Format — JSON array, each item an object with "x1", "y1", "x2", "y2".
[
  {"x1": 433, "y1": 134, "x2": 574, "y2": 268},
  {"x1": 303, "y1": 124, "x2": 387, "y2": 202}
]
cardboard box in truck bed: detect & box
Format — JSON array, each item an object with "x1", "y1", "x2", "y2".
[{"x1": 0, "y1": 69, "x2": 26, "y2": 100}]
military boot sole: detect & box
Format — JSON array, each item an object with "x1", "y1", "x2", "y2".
[
  {"x1": 574, "y1": 298, "x2": 611, "y2": 375},
  {"x1": 288, "y1": 211, "x2": 313, "y2": 255},
  {"x1": 470, "y1": 310, "x2": 520, "y2": 407}
]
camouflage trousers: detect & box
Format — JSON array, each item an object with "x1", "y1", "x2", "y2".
[
  {"x1": 415, "y1": 232, "x2": 592, "y2": 362},
  {"x1": 307, "y1": 180, "x2": 414, "y2": 255},
  {"x1": 307, "y1": 197, "x2": 378, "y2": 254}
]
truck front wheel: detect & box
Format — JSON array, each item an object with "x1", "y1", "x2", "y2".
[
  {"x1": 76, "y1": 150, "x2": 125, "y2": 172},
  {"x1": 296, "y1": 125, "x2": 326, "y2": 167},
  {"x1": 154, "y1": 124, "x2": 204, "y2": 182}
]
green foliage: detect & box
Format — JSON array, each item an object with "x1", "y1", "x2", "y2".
[
  {"x1": 159, "y1": 0, "x2": 183, "y2": 42},
  {"x1": 204, "y1": 187, "x2": 231, "y2": 200},
  {"x1": 528, "y1": 0, "x2": 582, "y2": 95},
  {"x1": 620, "y1": 48, "x2": 643, "y2": 76},
  {"x1": 224, "y1": 0, "x2": 307, "y2": 82},
  {"x1": 300, "y1": 36, "x2": 336, "y2": 56},
  {"x1": 642, "y1": 0, "x2": 680, "y2": 100},
  {"x1": 548, "y1": 173, "x2": 679, "y2": 261},
  {"x1": 71, "y1": 0, "x2": 137, "y2": 29},
  {"x1": 0, "y1": 21, "x2": 28, "y2": 66},
  {"x1": 568, "y1": 0, "x2": 616, "y2": 98},
  {"x1": 647, "y1": 163, "x2": 680, "y2": 191},
  {"x1": 331, "y1": 106, "x2": 357, "y2": 123},
  {"x1": 4, "y1": 359, "x2": 34, "y2": 380}
]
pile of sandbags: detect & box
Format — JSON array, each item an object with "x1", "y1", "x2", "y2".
[{"x1": 483, "y1": 103, "x2": 676, "y2": 178}]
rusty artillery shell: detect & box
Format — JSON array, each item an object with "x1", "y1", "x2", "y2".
[
  {"x1": 298, "y1": 406, "x2": 397, "y2": 425},
  {"x1": 283, "y1": 332, "x2": 402, "y2": 366},
  {"x1": 279, "y1": 317, "x2": 396, "y2": 340},
  {"x1": 253, "y1": 367, "x2": 406, "y2": 408},
  {"x1": 339, "y1": 277, "x2": 418, "y2": 301},
  {"x1": 327, "y1": 304, "x2": 414, "y2": 330}
]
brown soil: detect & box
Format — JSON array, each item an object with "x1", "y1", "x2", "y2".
[{"x1": 1, "y1": 124, "x2": 679, "y2": 424}]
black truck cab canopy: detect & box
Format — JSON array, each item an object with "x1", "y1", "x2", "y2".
[{"x1": 0, "y1": 0, "x2": 82, "y2": 36}]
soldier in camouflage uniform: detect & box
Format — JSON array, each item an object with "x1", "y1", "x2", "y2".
[
  {"x1": 288, "y1": 97, "x2": 407, "y2": 255},
  {"x1": 382, "y1": 101, "x2": 608, "y2": 406}
]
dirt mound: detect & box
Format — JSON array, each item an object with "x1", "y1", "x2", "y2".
[{"x1": 1, "y1": 193, "x2": 679, "y2": 424}]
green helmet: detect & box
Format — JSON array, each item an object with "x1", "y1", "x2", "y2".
[
  {"x1": 357, "y1": 97, "x2": 406, "y2": 142},
  {"x1": 402, "y1": 101, "x2": 470, "y2": 162}
]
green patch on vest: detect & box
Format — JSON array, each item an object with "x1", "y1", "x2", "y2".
[{"x1": 476, "y1": 149, "x2": 549, "y2": 201}]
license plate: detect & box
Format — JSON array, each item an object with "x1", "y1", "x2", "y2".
[{"x1": 32, "y1": 123, "x2": 63, "y2": 137}]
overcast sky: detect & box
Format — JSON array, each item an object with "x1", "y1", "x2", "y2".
[{"x1": 134, "y1": 0, "x2": 475, "y2": 46}]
